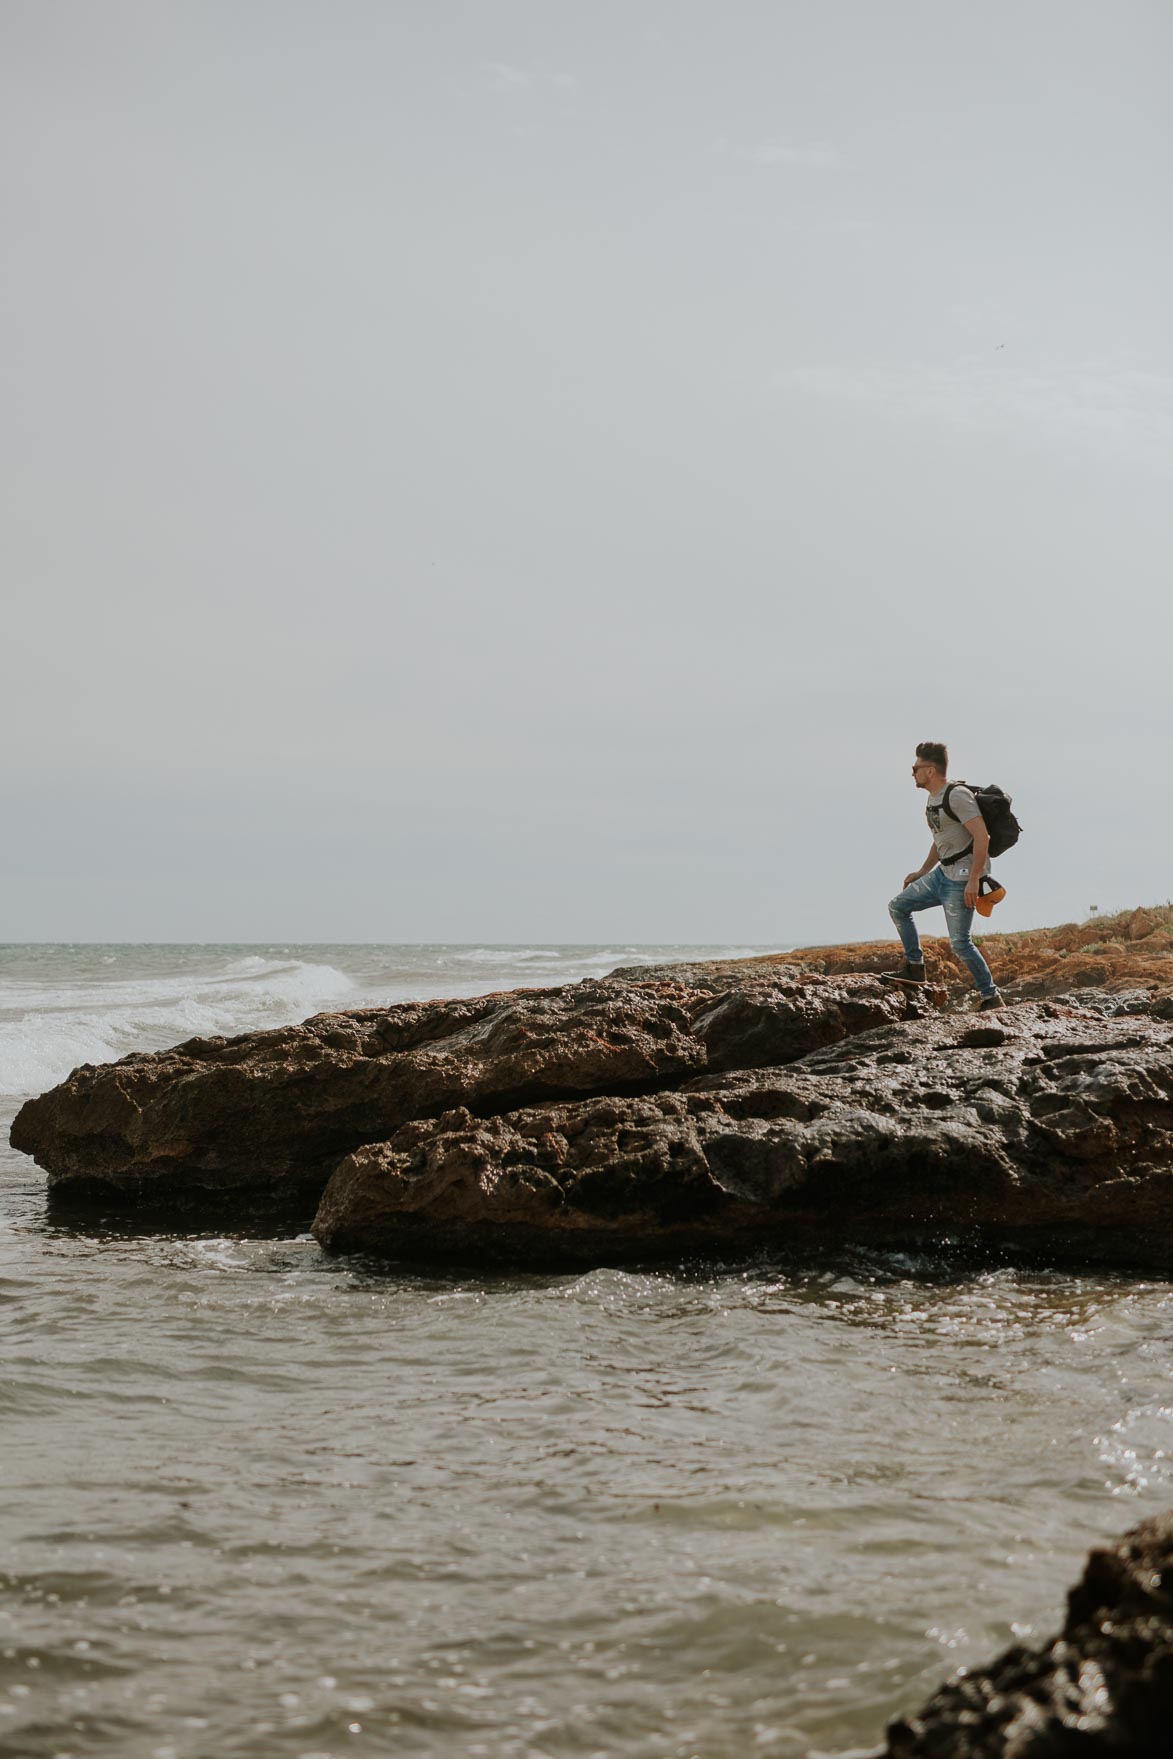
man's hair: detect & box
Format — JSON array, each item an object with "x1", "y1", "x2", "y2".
[{"x1": 916, "y1": 740, "x2": 948, "y2": 772}]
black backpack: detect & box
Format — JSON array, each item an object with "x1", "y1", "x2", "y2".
[{"x1": 940, "y1": 783, "x2": 1022, "y2": 860}]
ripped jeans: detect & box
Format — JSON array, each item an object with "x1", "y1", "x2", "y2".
[{"x1": 888, "y1": 865, "x2": 997, "y2": 998}]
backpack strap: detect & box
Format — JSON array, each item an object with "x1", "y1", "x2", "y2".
[{"x1": 936, "y1": 783, "x2": 973, "y2": 867}]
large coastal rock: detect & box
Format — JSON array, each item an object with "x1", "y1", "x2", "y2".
[
  {"x1": 312, "y1": 1004, "x2": 1173, "y2": 1268},
  {"x1": 882, "y1": 1513, "x2": 1173, "y2": 1755},
  {"x1": 9, "y1": 974, "x2": 917, "y2": 1217},
  {"x1": 12, "y1": 911, "x2": 1173, "y2": 1267}
]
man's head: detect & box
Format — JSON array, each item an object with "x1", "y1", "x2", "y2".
[{"x1": 912, "y1": 740, "x2": 948, "y2": 793}]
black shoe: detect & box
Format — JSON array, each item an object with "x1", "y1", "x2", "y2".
[
  {"x1": 978, "y1": 992, "x2": 1003, "y2": 1011},
  {"x1": 881, "y1": 961, "x2": 926, "y2": 985}
]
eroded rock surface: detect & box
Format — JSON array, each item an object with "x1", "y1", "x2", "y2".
[
  {"x1": 10, "y1": 974, "x2": 916, "y2": 1215},
  {"x1": 312, "y1": 1004, "x2": 1173, "y2": 1268},
  {"x1": 882, "y1": 1513, "x2": 1173, "y2": 1756},
  {"x1": 14, "y1": 937, "x2": 1173, "y2": 1268}
]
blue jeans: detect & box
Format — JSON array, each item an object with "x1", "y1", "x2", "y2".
[{"x1": 888, "y1": 866, "x2": 996, "y2": 997}]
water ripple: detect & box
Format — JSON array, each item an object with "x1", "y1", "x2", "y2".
[{"x1": 5, "y1": 1141, "x2": 1173, "y2": 1754}]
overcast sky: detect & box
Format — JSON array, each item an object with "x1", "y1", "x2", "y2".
[{"x1": 3, "y1": 1, "x2": 1170, "y2": 944}]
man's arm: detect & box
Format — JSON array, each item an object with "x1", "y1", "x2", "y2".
[
  {"x1": 961, "y1": 817, "x2": 990, "y2": 908},
  {"x1": 903, "y1": 842, "x2": 939, "y2": 888}
]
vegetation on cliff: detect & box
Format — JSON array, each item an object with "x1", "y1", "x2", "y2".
[{"x1": 669, "y1": 904, "x2": 1173, "y2": 1006}]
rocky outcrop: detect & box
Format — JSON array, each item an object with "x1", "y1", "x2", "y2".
[
  {"x1": 637, "y1": 903, "x2": 1173, "y2": 1008},
  {"x1": 311, "y1": 1004, "x2": 1173, "y2": 1268},
  {"x1": 882, "y1": 1513, "x2": 1173, "y2": 1755},
  {"x1": 12, "y1": 910, "x2": 1173, "y2": 1268},
  {"x1": 9, "y1": 974, "x2": 918, "y2": 1217}
]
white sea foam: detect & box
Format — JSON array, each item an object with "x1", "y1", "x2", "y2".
[
  {"x1": 0, "y1": 943, "x2": 786, "y2": 1101},
  {"x1": 461, "y1": 947, "x2": 565, "y2": 964},
  {"x1": 0, "y1": 958, "x2": 355, "y2": 1098}
]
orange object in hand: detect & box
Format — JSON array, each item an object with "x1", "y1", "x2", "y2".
[{"x1": 975, "y1": 876, "x2": 1006, "y2": 917}]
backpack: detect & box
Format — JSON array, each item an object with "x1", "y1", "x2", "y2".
[{"x1": 940, "y1": 783, "x2": 1022, "y2": 860}]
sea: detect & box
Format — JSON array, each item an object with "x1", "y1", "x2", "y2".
[{"x1": 3, "y1": 944, "x2": 1172, "y2": 1759}]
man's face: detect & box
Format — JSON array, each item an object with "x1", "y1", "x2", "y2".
[{"x1": 911, "y1": 757, "x2": 939, "y2": 793}]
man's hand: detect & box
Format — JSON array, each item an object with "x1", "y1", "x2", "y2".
[
  {"x1": 904, "y1": 842, "x2": 939, "y2": 893},
  {"x1": 964, "y1": 876, "x2": 980, "y2": 908}
]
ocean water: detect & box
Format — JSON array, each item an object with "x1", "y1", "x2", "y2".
[{"x1": 2, "y1": 945, "x2": 1172, "y2": 1759}]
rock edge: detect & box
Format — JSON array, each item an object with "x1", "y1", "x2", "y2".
[{"x1": 881, "y1": 1512, "x2": 1173, "y2": 1756}]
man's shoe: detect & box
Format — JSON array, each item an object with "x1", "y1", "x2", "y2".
[
  {"x1": 978, "y1": 992, "x2": 1003, "y2": 1011},
  {"x1": 881, "y1": 961, "x2": 926, "y2": 985}
]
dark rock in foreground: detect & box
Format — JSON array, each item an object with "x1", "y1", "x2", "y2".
[
  {"x1": 882, "y1": 1513, "x2": 1173, "y2": 1755},
  {"x1": 312, "y1": 1005, "x2": 1173, "y2": 1269},
  {"x1": 10, "y1": 974, "x2": 916, "y2": 1216}
]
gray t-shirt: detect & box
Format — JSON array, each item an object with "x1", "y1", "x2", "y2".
[{"x1": 926, "y1": 783, "x2": 990, "y2": 881}]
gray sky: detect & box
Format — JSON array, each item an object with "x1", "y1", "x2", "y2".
[{"x1": 3, "y1": 1, "x2": 1171, "y2": 944}]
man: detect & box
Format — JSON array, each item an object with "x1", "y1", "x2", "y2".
[{"x1": 887, "y1": 741, "x2": 1001, "y2": 1010}]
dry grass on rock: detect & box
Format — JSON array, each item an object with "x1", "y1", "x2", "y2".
[{"x1": 713, "y1": 904, "x2": 1173, "y2": 1003}]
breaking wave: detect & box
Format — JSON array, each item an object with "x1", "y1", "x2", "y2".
[
  {"x1": 0, "y1": 957, "x2": 355, "y2": 1098},
  {"x1": 0, "y1": 942, "x2": 784, "y2": 1100}
]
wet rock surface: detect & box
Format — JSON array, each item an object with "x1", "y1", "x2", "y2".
[
  {"x1": 11, "y1": 910, "x2": 1173, "y2": 1269},
  {"x1": 881, "y1": 1513, "x2": 1173, "y2": 1756},
  {"x1": 10, "y1": 973, "x2": 916, "y2": 1217},
  {"x1": 312, "y1": 1004, "x2": 1173, "y2": 1268}
]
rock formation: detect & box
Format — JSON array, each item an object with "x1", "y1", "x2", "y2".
[
  {"x1": 645, "y1": 903, "x2": 1173, "y2": 1012},
  {"x1": 10, "y1": 908, "x2": 1173, "y2": 1269},
  {"x1": 312, "y1": 1003, "x2": 1173, "y2": 1268},
  {"x1": 9, "y1": 973, "x2": 920, "y2": 1219},
  {"x1": 882, "y1": 1512, "x2": 1173, "y2": 1755}
]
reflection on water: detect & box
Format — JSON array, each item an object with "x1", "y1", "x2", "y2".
[{"x1": 3, "y1": 1146, "x2": 1172, "y2": 1759}]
